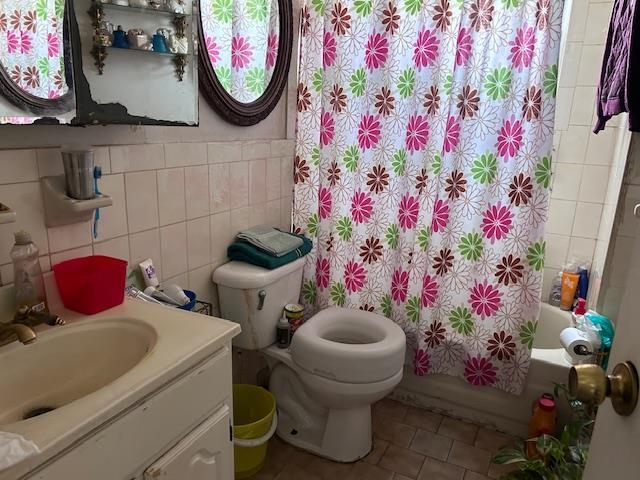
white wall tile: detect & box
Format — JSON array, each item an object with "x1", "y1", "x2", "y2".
[
  {"x1": 567, "y1": 0, "x2": 589, "y2": 42},
  {"x1": 578, "y1": 165, "x2": 610, "y2": 203},
  {"x1": 280, "y1": 156, "x2": 293, "y2": 197},
  {"x1": 188, "y1": 264, "x2": 215, "y2": 303},
  {"x1": 160, "y1": 222, "x2": 188, "y2": 279},
  {"x1": 110, "y1": 144, "x2": 164, "y2": 172},
  {"x1": 187, "y1": 217, "x2": 211, "y2": 269},
  {"x1": 209, "y1": 164, "x2": 230, "y2": 213},
  {"x1": 270, "y1": 139, "x2": 295, "y2": 158},
  {"x1": 265, "y1": 199, "x2": 281, "y2": 227},
  {"x1": 50, "y1": 246, "x2": 93, "y2": 266},
  {"x1": 547, "y1": 199, "x2": 577, "y2": 235},
  {"x1": 557, "y1": 126, "x2": 590, "y2": 164},
  {"x1": 541, "y1": 267, "x2": 557, "y2": 303},
  {"x1": 585, "y1": 128, "x2": 616, "y2": 164},
  {"x1": 266, "y1": 158, "x2": 282, "y2": 201},
  {"x1": 125, "y1": 171, "x2": 159, "y2": 233},
  {"x1": 229, "y1": 162, "x2": 249, "y2": 209},
  {"x1": 164, "y1": 272, "x2": 189, "y2": 290},
  {"x1": 568, "y1": 237, "x2": 597, "y2": 264},
  {"x1": 185, "y1": 165, "x2": 210, "y2": 219},
  {"x1": 242, "y1": 141, "x2": 270, "y2": 160},
  {"x1": 583, "y1": 3, "x2": 613, "y2": 45},
  {"x1": 47, "y1": 221, "x2": 92, "y2": 253},
  {"x1": 210, "y1": 211, "x2": 232, "y2": 264},
  {"x1": 576, "y1": 45, "x2": 605, "y2": 86},
  {"x1": 95, "y1": 174, "x2": 128, "y2": 241},
  {"x1": 157, "y1": 168, "x2": 186, "y2": 226},
  {"x1": 558, "y1": 42, "x2": 582, "y2": 88},
  {"x1": 545, "y1": 233, "x2": 570, "y2": 268},
  {"x1": 572, "y1": 202, "x2": 603, "y2": 238},
  {"x1": 129, "y1": 228, "x2": 162, "y2": 280},
  {"x1": 249, "y1": 159, "x2": 267, "y2": 206},
  {"x1": 249, "y1": 203, "x2": 267, "y2": 228},
  {"x1": 551, "y1": 163, "x2": 583, "y2": 200},
  {"x1": 569, "y1": 87, "x2": 597, "y2": 126},
  {"x1": 280, "y1": 196, "x2": 292, "y2": 232},
  {"x1": 554, "y1": 88, "x2": 573, "y2": 131},
  {"x1": 230, "y1": 207, "x2": 250, "y2": 234},
  {"x1": 164, "y1": 143, "x2": 207, "y2": 167},
  {"x1": 208, "y1": 142, "x2": 242, "y2": 163},
  {"x1": 0, "y1": 149, "x2": 38, "y2": 184},
  {"x1": 93, "y1": 235, "x2": 130, "y2": 261}
]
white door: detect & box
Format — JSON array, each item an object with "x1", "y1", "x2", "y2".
[{"x1": 583, "y1": 187, "x2": 640, "y2": 477}]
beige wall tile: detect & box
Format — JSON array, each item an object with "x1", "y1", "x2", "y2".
[
  {"x1": 271, "y1": 139, "x2": 295, "y2": 158},
  {"x1": 93, "y1": 235, "x2": 130, "y2": 261},
  {"x1": 229, "y1": 162, "x2": 249, "y2": 209},
  {"x1": 188, "y1": 264, "x2": 215, "y2": 303},
  {"x1": 583, "y1": 2, "x2": 613, "y2": 45},
  {"x1": 208, "y1": 142, "x2": 242, "y2": 163},
  {"x1": 164, "y1": 142, "x2": 207, "y2": 167},
  {"x1": 160, "y1": 222, "x2": 188, "y2": 279},
  {"x1": 47, "y1": 221, "x2": 92, "y2": 253},
  {"x1": 557, "y1": 126, "x2": 589, "y2": 164},
  {"x1": 249, "y1": 159, "x2": 267, "y2": 205},
  {"x1": 280, "y1": 156, "x2": 293, "y2": 197},
  {"x1": 129, "y1": 228, "x2": 162, "y2": 280},
  {"x1": 230, "y1": 207, "x2": 250, "y2": 234},
  {"x1": 547, "y1": 199, "x2": 577, "y2": 235},
  {"x1": 242, "y1": 141, "x2": 270, "y2": 160},
  {"x1": 0, "y1": 149, "x2": 38, "y2": 184},
  {"x1": 209, "y1": 164, "x2": 230, "y2": 213},
  {"x1": 125, "y1": 171, "x2": 159, "y2": 233},
  {"x1": 94, "y1": 174, "x2": 128, "y2": 241},
  {"x1": 578, "y1": 165, "x2": 610, "y2": 203},
  {"x1": 157, "y1": 168, "x2": 186, "y2": 226},
  {"x1": 111, "y1": 144, "x2": 164, "y2": 172},
  {"x1": 50, "y1": 246, "x2": 93, "y2": 266},
  {"x1": 551, "y1": 163, "x2": 583, "y2": 200},
  {"x1": 211, "y1": 211, "x2": 232, "y2": 264},
  {"x1": 187, "y1": 216, "x2": 211, "y2": 269},
  {"x1": 572, "y1": 202, "x2": 603, "y2": 238},
  {"x1": 185, "y1": 165, "x2": 210, "y2": 219},
  {"x1": 266, "y1": 158, "x2": 282, "y2": 201}
]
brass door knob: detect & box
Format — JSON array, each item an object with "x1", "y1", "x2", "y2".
[{"x1": 568, "y1": 362, "x2": 639, "y2": 416}]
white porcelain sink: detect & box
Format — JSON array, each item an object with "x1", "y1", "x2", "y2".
[{"x1": 0, "y1": 318, "x2": 156, "y2": 426}]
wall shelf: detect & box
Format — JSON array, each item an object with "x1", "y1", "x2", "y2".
[
  {"x1": 41, "y1": 176, "x2": 113, "y2": 227},
  {"x1": 0, "y1": 203, "x2": 16, "y2": 224}
]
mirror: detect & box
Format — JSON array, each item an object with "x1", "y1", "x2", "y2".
[
  {"x1": 198, "y1": 0, "x2": 292, "y2": 125},
  {"x1": 0, "y1": 0, "x2": 75, "y2": 123}
]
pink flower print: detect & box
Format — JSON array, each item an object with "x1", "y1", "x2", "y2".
[
  {"x1": 509, "y1": 26, "x2": 536, "y2": 71},
  {"x1": 415, "y1": 349, "x2": 431, "y2": 376},
  {"x1": 320, "y1": 110, "x2": 335, "y2": 147},
  {"x1": 358, "y1": 113, "x2": 382, "y2": 150},
  {"x1": 405, "y1": 113, "x2": 429, "y2": 152},
  {"x1": 421, "y1": 274, "x2": 438, "y2": 307},
  {"x1": 19, "y1": 31, "x2": 32, "y2": 54},
  {"x1": 351, "y1": 190, "x2": 374, "y2": 224},
  {"x1": 266, "y1": 31, "x2": 278, "y2": 69},
  {"x1": 315, "y1": 257, "x2": 330, "y2": 290},
  {"x1": 469, "y1": 279, "x2": 502, "y2": 319},
  {"x1": 398, "y1": 193, "x2": 419, "y2": 231},
  {"x1": 231, "y1": 35, "x2": 253, "y2": 70},
  {"x1": 365, "y1": 32, "x2": 389, "y2": 70},
  {"x1": 47, "y1": 32, "x2": 59, "y2": 58},
  {"x1": 7, "y1": 30, "x2": 18, "y2": 54},
  {"x1": 481, "y1": 202, "x2": 513, "y2": 242},
  {"x1": 318, "y1": 186, "x2": 333, "y2": 219},
  {"x1": 391, "y1": 268, "x2": 409, "y2": 305},
  {"x1": 431, "y1": 197, "x2": 449, "y2": 233},
  {"x1": 496, "y1": 115, "x2": 523, "y2": 159},
  {"x1": 455, "y1": 27, "x2": 473, "y2": 66},
  {"x1": 413, "y1": 29, "x2": 439, "y2": 69},
  {"x1": 206, "y1": 36, "x2": 220, "y2": 64},
  {"x1": 444, "y1": 115, "x2": 460, "y2": 153},
  {"x1": 323, "y1": 31, "x2": 337, "y2": 67},
  {"x1": 464, "y1": 355, "x2": 497, "y2": 386},
  {"x1": 344, "y1": 259, "x2": 367, "y2": 293}
]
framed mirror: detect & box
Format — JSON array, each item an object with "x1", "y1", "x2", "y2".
[
  {"x1": 198, "y1": 0, "x2": 293, "y2": 125},
  {"x1": 0, "y1": 0, "x2": 75, "y2": 123}
]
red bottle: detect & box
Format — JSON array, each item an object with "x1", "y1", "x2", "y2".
[{"x1": 526, "y1": 393, "x2": 557, "y2": 459}]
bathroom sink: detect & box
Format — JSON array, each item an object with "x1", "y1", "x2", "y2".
[{"x1": 0, "y1": 318, "x2": 156, "y2": 426}]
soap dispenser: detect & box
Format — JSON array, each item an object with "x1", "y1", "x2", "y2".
[{"x1": 11, "y1": 231, "x2": 47, "y2": 312}]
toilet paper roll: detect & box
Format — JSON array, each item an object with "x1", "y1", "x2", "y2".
[{"x1": 560, "y1": 327, "x2": 596, "y2": 362}]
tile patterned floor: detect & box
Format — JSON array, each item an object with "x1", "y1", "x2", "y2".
[{"x1": 251, "y1": 398, "x2": 520, "y2": 480}]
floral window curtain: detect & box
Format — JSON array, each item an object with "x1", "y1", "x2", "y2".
[
  {"x1": 293, "y1": 0, "x2": 562, "y2": 394},
  {"x1": 202, "y1": 0, "x2": 280, "y2": 102},
  {"x1": 0, "y1": 0, "x2": 67, "y2": 99}
]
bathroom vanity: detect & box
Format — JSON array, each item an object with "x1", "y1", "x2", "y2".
[{"x1": 0, "y1": 299, "x2": 240, "y2": 480}]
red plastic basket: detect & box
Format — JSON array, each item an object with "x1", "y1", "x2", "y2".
[{"x1": 53, "y1": 255, "x2": 128, "y2": 315}]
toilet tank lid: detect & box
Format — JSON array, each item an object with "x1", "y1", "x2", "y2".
[{"x1": 212, "y1": 258, "x2": 306, "y2": 289}]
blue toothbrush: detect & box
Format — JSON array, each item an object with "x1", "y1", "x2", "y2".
[{"x1": 93, "y1": 166, "x2": 102, "y2": 239}]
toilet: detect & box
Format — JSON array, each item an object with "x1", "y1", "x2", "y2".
[{"x1": 212, "y1": 258, "x2": 406, "y2": 462}]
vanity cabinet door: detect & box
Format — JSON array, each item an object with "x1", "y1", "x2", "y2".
[{"x1": 143, "y1": 404, "x2": 233, "y2": 480}]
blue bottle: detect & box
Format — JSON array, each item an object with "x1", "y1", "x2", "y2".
[
  {"x1": 152, "y1": 33, "x2": 168, "y2": 53},
  {"x1": 112, "y1": 26, "x2": 129, "y2": 48}
]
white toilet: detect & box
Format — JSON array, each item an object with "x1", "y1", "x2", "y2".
[{"x1": 212, "y1": 258, "x2": 406, "y2": 462}]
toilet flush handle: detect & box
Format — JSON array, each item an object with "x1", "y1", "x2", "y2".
[{"x1": 257, "y1": 290, "x2": 267, "y2": 310}]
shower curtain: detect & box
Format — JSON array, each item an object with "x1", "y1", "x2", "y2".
[{"x1": 293, "y1": 0, "x2": 563, "y2": 394}]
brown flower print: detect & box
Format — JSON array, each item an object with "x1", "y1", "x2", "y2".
[
  {"x1": 508, "y1": 173, "x2": 533, "y2": 206},
  {"x1": 445, "y1": 170, "x2": 467, "y2": 200},
  {"x1": 330, "y1": 84, "x2": 347, "y2": 113},
  {"x1": 433, "y1": 0, "x2": 452, "y2": 31},
  {"x1": 367, "y1": 165, "x2": 390, "y2": 194},
  {"x1": 536, "y1": 0, "x2": 551, "y2": 31},
  {"x1": 359, "y1": 304, "x2": 375, "y2": 312},
  {"x1": 10, "y1": 66, "x2": 21, "y2": 85},
  {"x1": 415, "y1": 168, "x2": 428, "y2": 194},
  {"x1": 425, "y1": 321, "x2": 446, "y2": 348},
  {"x1": 424, "y1": 86, "x2": 440, "y2": 116},
  {"x1": 294, "y1": 156, "x2": 310, "y2": 184},
  {"x1": 360, "y1": 237, "x2": 383, "y2": 263},
  {"x1": 375, "y1": 86, "x2": 395, "y2": 116},
  {"x1": 457, "y1": 85, "x2": 480, "y2": 119},
  {"x1": 54, "y1": 71, "x2": 64, "y2": 91},
  {"x1": 382, "y1": 2, "x2": 400, "y2": 34},
  {"x1": 433, "y1": 248, "x2": 454, "y2": 276},
  {"x1": 331, "y1": 2, "x2": 351, "y2": 35},
  {"x1": 297, "y1": 82, "x2": 311, "y2": 112},
  {"x1": 327, "y1": 161, "x2": 341, "y2": 186},
  {"x1": 326, "y1": 233, "x2": 334, "y2": 252},
  {"x1": 300, "y1": 6, "x2": 311, "y2": 36},
  {"x1": 487, "y1": 330, "x2": 516, "y2": 361},
  {"x1": 470, "y1": 0, "x2": 494, "y2": 32},
  {"x1": 0, "y1": 12, "x2": 7, "y2": 32},
  {"x1": 9, "y1": 10, "x2": 21, "y2": 31},
  {"x1": 522, "y1": 86, "x2": 542, "y2": 121},
  {"x1": 23, "y1": 66, "x2": 40, "y2": 90},
  {"x1": 495, "y1": 254, "x2": 524, "y2": 286},
  {"x1": 23, "y1": 10, "x2": 37, "y2": 33}
]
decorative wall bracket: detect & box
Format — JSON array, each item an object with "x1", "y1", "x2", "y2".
[
  {"x1": 173, "y1": 54, "x2": 188, "y2": 81},
  {"x1": 91, "y1": 45, "x2": 108, "y2": 75}
]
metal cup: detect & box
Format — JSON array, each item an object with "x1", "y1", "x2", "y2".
[{"x1": 61, "y1": 150, "x2": 95, "y2": 200}]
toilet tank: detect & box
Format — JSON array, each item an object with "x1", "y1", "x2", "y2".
[{"x1": 212, "y1": 258, "x2": 305, "y2": 350}]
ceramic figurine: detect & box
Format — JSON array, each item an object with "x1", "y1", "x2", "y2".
[
  {"x1": 129, "y1": 0, "x2": 150, "y2": 7},
  {"x1": 168, "y1": 33, "x2": 188, "y2": 54},
  {"x1": 111, "y1": 0, "x2": 130, "y2": 6},
  {"x1": 167, "y1": 0, "x2": 185, "y2": 13},
  {"x1": 127, "y1": 29, "x2": 151, "y2": 50}
]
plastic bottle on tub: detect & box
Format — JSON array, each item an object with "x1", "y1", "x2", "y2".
[
  {"x1": 526, "y1": 393, "x2": 557, "y2": 459},
  {"x1": 10, "y1": 231, "x2": 47, "y2": 312}
]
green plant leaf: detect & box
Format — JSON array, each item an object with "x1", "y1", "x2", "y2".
[
  {"x1": 471, "y1": 152, "x2": 498, "y2": 184},
  {"x1": 431, "y1": 153, "x2": 442, "y2": 175},
  {"x1": 37, "y1": 58, "x2": 49, "y2": 77},
  {"x1": 493, "y1": 446, "x2": 528, "y2": 465},
  {"x1": 443, "y1": 73, "x2": 454, "y2": 96},
  {"x1": 448, "y1": 306, "x2": 474, "y2": 335},
  {"x1": 55, "y1": 0, "x2": 65, "y2": 18},
  {"x1": 245, "y1": 67, "x2": 266, "y2": 95},
  {"x1": 215, "y1": 66, "x2": 232, "y2": 92}
]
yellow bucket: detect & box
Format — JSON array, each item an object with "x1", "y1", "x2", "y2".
[{"x1": 233, "y1": 384, "x2": 277, "y2": 479}]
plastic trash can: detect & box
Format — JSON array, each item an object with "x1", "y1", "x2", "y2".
[{"x1": 233, "y1": 384, "x2": 277, "y2": 479}]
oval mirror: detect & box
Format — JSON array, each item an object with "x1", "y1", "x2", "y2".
[
  {"x1": 198, "y1": 0, "x2": 292, "y2": 125},
  {"x1": 0, "y1": 0, "x2": 74, "y2": 120}
]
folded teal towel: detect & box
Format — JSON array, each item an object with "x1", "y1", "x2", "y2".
[
  {"x1": 228, "y1": 234, "x2": 312, "y2": 269},
  {"x1": 237, "y1": 225, "x2": 304, "y2": 257}
]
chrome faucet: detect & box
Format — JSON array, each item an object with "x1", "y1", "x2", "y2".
[{"x1": 0, "y1": 305, "x2": 65, "y2": 347}]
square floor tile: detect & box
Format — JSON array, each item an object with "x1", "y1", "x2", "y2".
[
  {"x1": 474, "y1": 428, "x2": 517, "y2": 454},
  {"x1": 447, "y1": 441, "x2": 492, "y2": 473},
  {"x1": 374, "y1": 418, "x2": 417, "y2": 448},
  {"x1": 364, "y1": 438, "x2": 390, "y2": 465},
  {"x1": 404, "y1": 407, "x2": 443, "y2": 432},
  {"x1": 418, "y1": 457, "x2": 465, "y2": 480},
  {"x1": 373, "y1": 398, "x2": 409, "y2": 422},
  {"x1": 379, "y1": 444, "x2": 425, "y2": 478},
  {"x1": 464, "y1": 471, "x2": 491, "y2": 480},
  {"x1": 409, "y1": 429, "x2": 453, "y2": 461},
  {"x1": 438, "y1": 417, "x2": 478, "y2": 445},
  {"x1": 346, "y1": 462, "x2": 394, "y2": 480}
]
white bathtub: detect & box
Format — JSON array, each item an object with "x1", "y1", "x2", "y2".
[{"x1": 393, "y1": 303, "x2": 573, "y2": 436}]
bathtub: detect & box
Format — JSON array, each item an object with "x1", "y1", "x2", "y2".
[{"x1": 392, "y1": 303, "x2": 573, "y2": 436}]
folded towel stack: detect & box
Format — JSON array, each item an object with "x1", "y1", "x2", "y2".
[
  {"x1": 236, "y1": 225, "x2": 304, "y2": 257},
  {"x1": 228, "y1": 226, "x2": 312, "y2": 270}
]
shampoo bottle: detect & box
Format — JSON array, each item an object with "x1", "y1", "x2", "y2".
[{"x1": 10, "y1": 231, "x2": 47, "y2": 312}]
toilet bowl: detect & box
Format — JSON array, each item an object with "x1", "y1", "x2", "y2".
[{"x1": 212, "y1": 260, "x2": 406, "y2": 462}]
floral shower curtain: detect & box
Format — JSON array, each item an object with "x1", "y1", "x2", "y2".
[{"x1": 293, "y1": 0, "x2": 563, "y2": 394}]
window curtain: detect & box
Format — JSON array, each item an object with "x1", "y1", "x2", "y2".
[{"x1": 293, "y1": 0, "x2": 563, "y2": 394}]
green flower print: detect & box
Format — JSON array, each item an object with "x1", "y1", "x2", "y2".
[
  {"x1": 386, "y1": 224, "x2": 400, "y2": 249},
  {"x1": 354, "y1": 0, "x2": 372, "y2": 16},
  {"x1": 381, "y1": 294, "x2": 393, "y2": 317},
  {"x1": 36, "y1": 0, "x2": 48, "y2": 19},
  {"x1": 397, "y1": 68, "x2": 416, "y2": 99},
  {"x1": 247, "y1": 0, "x2": 268, "y2": 20},
  {"x1": 526, "y1": 241, "x2": 546, "y2": 271},
  {"x1": 312, "y1": 0, "x2": 325, "y2": 14},
  {"x1": 544, "y1": 65, "x2": 558, "y2": 97},
  {"x1": 37, "y1": 58, "x2": 49, "y2": 78},
  {"x1": 302, "y1": 279, "x2": 317, "y2": 304},
  {"x1": 458, "y1": 232, "x2": 483, "y2": 261},
  {"x1": 485, "y1": 67, "x2": 512, "y2": 101},
  {"x1": 307, "y1": 213, "x2": 319, "y2": 237},
  {"x1": 313, "y1": 69, "x2": 324, "y2": 93},
  {"x1": 336, "y1": 216, "x2": 353, "y2": 241},
  {"x1": 449, "y1": 306, "x2": 474, "y2": 335},
  {"x1": 55, "y1": 0, "x2": 64, "y2": 18},
  {"x1": 343, "y1": 145, "x2": 359, "y2": 172},
  {"x1": 417, "y1": 227, "x2": 430, "y2": 251},
  {"x1": 215, "y1": 66, "x2": 232, "y2": 92},
  {"x1": 443, "y1": 73, "x2": 454, "y2": 96},
  {"x1": 246, "y1": 67, "x2": 266, "y2": 95},
  {"x1": 431, "y1": 153, "x2": 442, "y2": 175},
  {"x1": 311, "y1": 146, "x2": 321, "y2": 166},
  {"x1": 520, "y1": 320, "x2": 538, "y2": 349},
  {"x1": 471, "y1": 153, "x2": 498, "y2": 184},
  {"x1": 535, "y1": 156, "x2": 552, "y2": 188},
  {"x1": 330, "y1": 282, "x2": 347, "y2": 307},
  {"x1": 392, "y1": 149, "x2": 407, "y2": 175},
  {"x1": 404, "y1": 0, "x2": 423, "y2": 15},
  {"x1": 350, "y1": 68, "x2": 366, "y2": 97},
  {"x1": 502, "y1": 0, "x2": 521, "y2": 8},
  {"x1": 212, "y1": 0, "x2": 233, "y2": 22},
  {"x1": 406, "y1": 296, "x2": 421, "y2": 323}
]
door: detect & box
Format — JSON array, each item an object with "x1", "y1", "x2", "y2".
[{"x1": 583, "y1": 187, "x2": 640, "y2": 477}]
